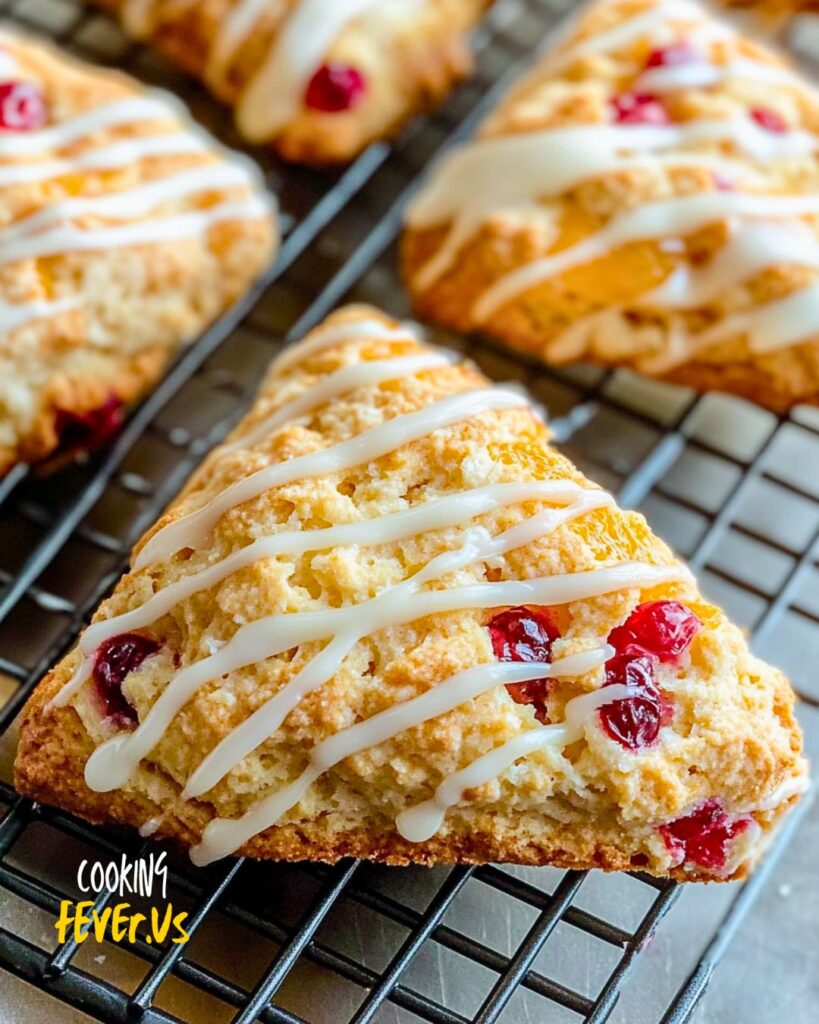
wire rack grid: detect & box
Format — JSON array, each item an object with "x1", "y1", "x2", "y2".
[{"x1": 0, "y1": 0, "x2": 816, "y2": 1022}]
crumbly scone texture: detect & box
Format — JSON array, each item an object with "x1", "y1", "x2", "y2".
[
  {"x1": 0, "y1": 29, "x2": 277, "y2": 477},
  {"x1": 402, "y1": 0, "x2": 819, "y2": 411},
  {"x1": 15, "y1": 305, "x2": 806, "y2": 880},
  {"x1": 91, "y1": 0, "x2": 491, "y2": 164}
]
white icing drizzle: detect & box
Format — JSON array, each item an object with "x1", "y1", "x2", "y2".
[
  {"x1": 0, "y1": 297, "x2": 79, "y2": 335},
  {"x1": 221, "y1": 351, "x2": 453, "y2": 454},
  {"x1": 0, "y1": 38, "x2": 269, "y2": 276},
  {"x1": 179, "y1": 492, "x2": 619, "y2": 801},
  {"x1": 636, "y1": 59, "x2": 802, "y2": 95},
  {"x1": 271, "y1": 317, "x2": 419, "y2": 374},
  {"x1": 53, "y1": 479, "x2": 612, "y2": 710},
  {"x1": 0, "y1": 133, "x2": 208, "y2": 189},
  {"x1": 472, "y1": 193, "x2": 819, "y2": 323},
  {"x1": 89, "y1": 499, "x2": 669, "y2": 795},
  {"x1": 206, "y1": 0, "x2": 285, "y2": 87},
  {"x1": 540, "y1": 0, "x2": 713, "y2": 77},
  {"x1": 134, "y1": 387, "x2": 530, "y2": 568},
  {"x1": 640, "y1": 280, "x2": 819, "y2": 373},
  {"x1": 189, "y1": 651, "x2": 616, "y2": 865},
  {"x1": 408, "y1": 0, "x2": 819, "y2": 362},
  {"x1": 395, "y1": 683, "x2": 636, "y2": 843},
  {"x1": 643, "y1": 220, "x2": 819, "y2": 309},
  {"x1": 0, "y1": 197, "x2": 272, "y2": 269},
  {"x1": 0, "y1": 97, "x2": 187, "y2": 157},
  {"x1": 235, "y1": 0, "x2": 382, "y2": 141},
  {"x1": 406, "y1": 119, "x2": 815, "y2": 292},
  {"x1": 1, "y1": 164, "x2": 256, "y2": 248}
]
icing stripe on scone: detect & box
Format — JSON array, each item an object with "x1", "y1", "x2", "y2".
[
  {"x1": 407, "y1": 0, "x2": 819, "y2": 363},
  {"x1": 407, "y1": 121, "x2": 816, "y2": 292},
  {"x1": 64, "y1": 481, "x2": 612, "y2": 684},
  {"x1": 471, "y1": 192, "x2": 819, "y2": 322},
  {"x1": 59, "y1": 314, "x2": 693, "y2": 860},
  {"x1": 0, "y1": 198, "x2": 272, "y2": 268},
  {"x1": 191, "y1": 656, "x2": 625, "y2": 865},
  {"x1": 0, "y1": 297, "x2": 79, "y2": 334},
  {"x1": 395, "y1": 684, "x2": 633, "y2": 844},
  {"x1": 133, "y1": 388, "x2": 532, "y2": 566},
  {"x1": 0, "y1": 95, "x2": 190, "y2": 156},
  {"x1": 0, "y1": 132, "x2": 209, "y2": 188},
  {"x1": 0, "y1": 34, "x2": 273, "y2": 340}
]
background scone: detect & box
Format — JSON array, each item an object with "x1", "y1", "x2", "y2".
[
  {"x1": 402, "y1": 0, "x2": 819, "y2": 411},
  {"x1": 0, "y1": 28, "x2": 277, "y2": 477},
  {"x1": 15, "y1": 305, "x2": 807, "y2": 881},
  {"x1": 91, "y1": 0, "x2": 492, "y2": 164}
]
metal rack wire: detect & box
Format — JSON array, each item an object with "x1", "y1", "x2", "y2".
[{"x1": 0, "y1": 0, "x2": 817, "y2": 1021}]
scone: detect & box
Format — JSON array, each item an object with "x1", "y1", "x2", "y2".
[
  {"x1": 15, "y1": 304, "x2": 807, "y2": 880},
  {"x1": 90, "y1": 0, "x2": 492, "y2": 164},
  {"x1": 0, "y1": 28, "x2": 277, "y2": 476},
  {"x1": 402, "y1": 0, "x2": 819, "y2": 411}
]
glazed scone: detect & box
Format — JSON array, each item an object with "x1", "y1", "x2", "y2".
[
  {"x1": 403, "y1": 0, "x2": 819, "y2": 411},
  {"x1": 90, "y1": 0, "x2": 492, "y2": 164},
  {"x1": 0, "y1": 28, "x2": 277, "y2": 476},
  {"x1": 15, "y1": 305, "x2": 807, "y2": 880}
]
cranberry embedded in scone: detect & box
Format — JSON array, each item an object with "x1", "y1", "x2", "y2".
[
  {"x1": 599, "y1": 653, "x2": 668, "y2": 750},
  {"x1": 608, "y1": 600, "x2": 701, "y2": 663},
  {"x1": 305, "y1": 63, "x2": 367, "y2": 113},
  {"x1": 55, "y1": 395, "x2": 125, "y2": 455},
  {"x1": 645, "y1": 42, "x2": 698, "y2": 68},
  {"x1": 489, "y1": 607, "x2": 559, "y2": 723},
  {"x1": 0, "y1": 81, "x2": 46, "y2": 131},
  {"x1": 93, "y1": 633, "x2": 161, "y2": 728},
  {"x1": 610, "y1": 92, "x2": 670, "y2": 125},
  {"x1": 660, "y1": 799, "x2": 753, "y2": 871},
  {"x1": 751, "y1": 107, "x2": 787, "y2": 134}
]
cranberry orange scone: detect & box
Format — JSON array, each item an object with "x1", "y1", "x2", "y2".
[
  {"x1": 0, "y1": 29, "x2": 277, "y2": 476},
  {"x1": 90, "y1": 0, "x2": 491, "y2": 164},
  {"x1": 15, "y1": 305, "x2": 807, "y2": 879},
  {"x1": 403, "y1": 0, "x2": 819, "y2": 411}
]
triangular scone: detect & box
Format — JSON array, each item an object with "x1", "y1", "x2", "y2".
[
  {"x1": 15, "y1": 305, "x2": 807, "y2": 880},
  {"x1": 403, "y1": 0, "x2": 819, "y2": 411},
  {"x1": 90, "y1": 0, "x2": 491, "y2": 164},
  {"x1": 0, "y1": 29, "x2": 276, "y2": 476}
]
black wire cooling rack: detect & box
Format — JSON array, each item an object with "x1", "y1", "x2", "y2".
[{"x1": 0, "y1": 0, "x2": 817, "y2": 1021}]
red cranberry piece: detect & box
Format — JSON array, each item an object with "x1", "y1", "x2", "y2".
[
  {"x1": 599, "y1": 654, "x2": 667, "y2": 750},
  {"x1": 645, "y1": 42, "x2": 698, "y2": 68},
  {"x1": 93, "y1": 633, "x2": 161, "y2": 728},
  {"x1": 489, "y1": 607, "x2": 559, "y2": 724},
  {"x1": 610, "y1": 92, "x2": 670, "y2": 125},
  {"x1": 750, "y1": 107, "x2": 786, "y2": 133},
  {"x1": 660, "y1": 799, "x2": 752, "y2": 870},
  {"x1": 305, "y1": 63, "x2": 367, "y2": 113},
  {"x1": 55, "y1": 395, "x2": 124, "y2": 455},
  {"x1": 608, "y1": 600, "x2": 701, "y2": 663},
  {"x1": 0, "y1": 81, "x2": 46, "y2": 131}
]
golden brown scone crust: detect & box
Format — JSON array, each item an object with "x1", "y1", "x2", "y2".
[
  {"x1": 402, "y1": 0, "x2": 819, "y2": 411},
  {"x1": 0, "y1": 29, "x2": 277, "y2": 477},
  {"x1": 15, "y1": 305, "x2": 807, "y2": 880},
  {"x1": 91, "y1": 0, "x2": 491, "y2": 164}
]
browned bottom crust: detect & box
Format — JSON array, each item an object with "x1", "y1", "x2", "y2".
[{"x1": 14, "y1": 669, "x2": 776, "y2": 884}]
